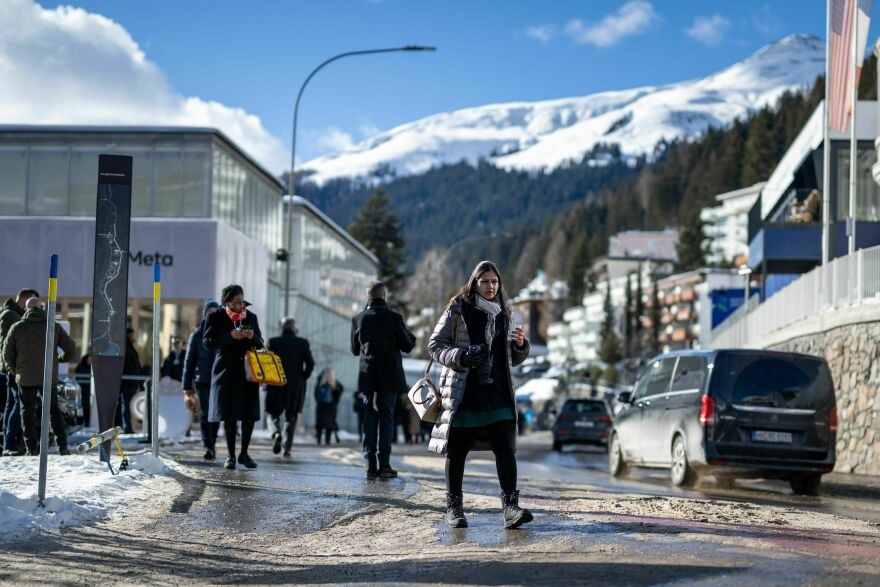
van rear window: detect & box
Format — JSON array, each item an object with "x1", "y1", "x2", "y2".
[
  {"x1": 709, "y1": 352, "x2": 833, "y2": 408},
  {"x1": 562, "y1": 401, "x2": 608, "y2": 414}
]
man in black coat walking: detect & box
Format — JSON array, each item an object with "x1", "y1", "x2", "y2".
[
  {"x1": 266, "y1": 317, "x2": 314, "y2": 457},
  {"x1": 351, "y1": 281, "x2": 416, "y2": 479}
]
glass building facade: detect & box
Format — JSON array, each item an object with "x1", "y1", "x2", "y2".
[
  {"x1": 287, "y1": 197, "x2": 378, "y2": 430},
  {"x1": 0, "y1": 126, "x2": 285, "y2": 367}
]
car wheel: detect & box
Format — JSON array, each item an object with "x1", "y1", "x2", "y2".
[
  {"x1": 789, "y1": 474, "x2": 822, "y2": 496},
  {"x1": 671, "y1": 435, "x2": 697, "y2": 487},
  {"x1": 552, "y1": 440, "x2": 563, "y2": 452},
  {"x1": 609, "y1": 432, "x2": 629, "y2": 477}
]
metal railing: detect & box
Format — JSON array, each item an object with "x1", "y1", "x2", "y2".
[{"x1": 709, "y1": 244, "x2": 880, "y2": 348}]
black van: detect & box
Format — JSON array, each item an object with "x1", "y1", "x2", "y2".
[{"x1": 608, "y1": 349, "x2": 837, "y2": 495}]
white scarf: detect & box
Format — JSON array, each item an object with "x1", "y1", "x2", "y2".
[{"x1": 473, "y1": 295, "x2": 502, "y2": 346}]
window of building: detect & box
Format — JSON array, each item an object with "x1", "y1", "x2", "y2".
[
  {"x1": 181, "y1": 147, "x2": 210, "y2": 217},
  {"x1": 69, "y1": 149, "x2": 100, "y2": 216},
  {"x1": 28, "y1": 145, "x2": 69, "y2": 215},
  {"x1": 129, "y1": 148, "x2": 153, "y2": 217},
  {"x1": 0, "y1": 146, "x2": 27, "y2": 215},
  {"x1": 835, "y1": 145, "x2": 880, "y2": 222},
  {"x1": 154, "y1": 146, "x2": 183, "y2": 217}
]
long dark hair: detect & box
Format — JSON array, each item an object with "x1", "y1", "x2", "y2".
[{"x1": 450, "y1": 260, "x2": 511, "y2": 319}]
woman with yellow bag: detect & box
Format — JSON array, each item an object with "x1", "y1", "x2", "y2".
[{"x1": 204, "y1": 284, "x2": 263, "y2": 470}]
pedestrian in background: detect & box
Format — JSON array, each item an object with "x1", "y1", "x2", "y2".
[
  {"x1": 182, "y1": 300, "x2": 221, "y2": 460},
  {"x1": 314, "y1": 368, "x2": 342, "y2": 445},
  {"x1": 350, "y1": 281, "x2": 416, "y2": 479},
  {"x1": 352, "y1": 390, "x2": 366, "y2": 441},
  {"x1": 204, "y1": 284, "x2": 263, "y2": 470},
  {"x1": 0, "y1": 288, "x2": 38, "y2": 456},
  {"x1": 3, "y1": 297, "x2": 78, "y2": 456},
  {"x1": 427, "y1": 260, "x2": 533, "y2": 529},
  {"x1": 266, "y1": 317, "x2": 314, "y2": 457},
  {"x1": 75, "y1": 353, "x2": 92, "y2": 428},
  {"x1": 161, "y1": 336, "x2": 185, "y2": 382},
  {"x1": 117, "y1": 328, "x2": 142, "y2": 434}
]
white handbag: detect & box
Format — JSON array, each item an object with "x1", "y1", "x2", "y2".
[{"x1": 407, "y1": 359, "x2": 441, "y2": 423}]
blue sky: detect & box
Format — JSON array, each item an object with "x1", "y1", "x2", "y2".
[{"x1": 25, "y1": 1, "x2": 880, "y2": 165}]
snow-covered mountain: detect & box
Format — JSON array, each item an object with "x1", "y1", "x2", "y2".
[{"x1": 302, "y1": 35, "x2": 824, "y2": 185}]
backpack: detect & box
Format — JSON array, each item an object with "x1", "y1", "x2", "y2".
[{"x1": 316, "y1": 382, "x2": 334, "y2": 405}]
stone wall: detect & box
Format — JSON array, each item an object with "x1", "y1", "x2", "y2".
[{"x1": 769, "y1": 321, "x2": 880, "y2": 475}]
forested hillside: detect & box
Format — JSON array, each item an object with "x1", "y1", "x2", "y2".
[{"x1": 297, "y1": 56, "x2": 876, "y2": 302}]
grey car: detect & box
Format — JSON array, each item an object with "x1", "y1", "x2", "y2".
[{"x1": 608, "y1": 349, "x2": 837, "y2": 495}]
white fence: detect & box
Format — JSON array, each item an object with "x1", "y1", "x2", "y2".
[{"x1": 709, "y1": 244, "x2": 880, "y2": 348}]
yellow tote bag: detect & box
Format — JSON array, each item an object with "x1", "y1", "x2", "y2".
[{"x1": 245, "y1": 345, "x2": 287, "y2": 387}]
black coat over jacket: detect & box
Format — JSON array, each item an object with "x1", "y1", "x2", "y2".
[
  {"x1": 204, "y1": 309, "x2": 263, "y2": 423},
  {"x1": 350, "y1": 299, "x2": 416, "y2": 394},
  {"x1": 265, "y1": 330, "x2": 315, "y2": 416}
]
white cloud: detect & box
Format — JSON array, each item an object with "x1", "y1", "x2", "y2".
[
  {"x1": 0, "y1": 0, "x2": 288, "y2": 172},
  {"x1": 314, "y1": 128, "x2": 357, "y2": 153},
  {"x1": 358, "y1": 118, "x2": 381, "y2": 139},
  {"x1": 565, "y1": 1, "x2": 659, "y2": 48},
  {"x1": 686, "y1": 15, "x2": 731, "y2": 46},
  {"x1": 526, "y1": 24, "x2": 556, "y2": 43}
]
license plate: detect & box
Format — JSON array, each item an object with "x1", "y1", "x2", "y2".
[
  {"x1": 752, "y1": 430, "x2": 793, "y2": 443},
  {"x1": 574, "y1": 420, "x2": 594, "y2": 428}
]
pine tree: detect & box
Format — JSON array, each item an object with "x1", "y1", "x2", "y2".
[
  {"x1": 650, "y1": 278, "x2": 661, "y2": 357},
  {"x1": 623, "y1": 273, "x2": 633, "y2": 359},
  {"x1": 567, "y1": 233, "x2": 591, "y2": 306},
  {"x1": 675, "y1": 207, "x2": 706, "y2": 272},
  {"x1": 598, "y1": 281, "x2": 622, "y2": 384},
  {"x1": 348, "y1": 188, "x2": 407, "y2": 296},
  {"x1": 741, "y1": 107, "x2": 777, "y2": 186},
  {"x1": 634, "y1": 268, "x2": 645, "y2": 359}
]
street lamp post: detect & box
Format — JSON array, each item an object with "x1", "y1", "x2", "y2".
[{"x1": 283, "y1": 45, "x2": 436, "y2": 316}]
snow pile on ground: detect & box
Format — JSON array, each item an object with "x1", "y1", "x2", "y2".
[
  {"x1": 0, "y1": 452, "x2": 172, "y2": 541},
  {"x1": 302, "y1": 35, "x2": 824, "y2": 184}
]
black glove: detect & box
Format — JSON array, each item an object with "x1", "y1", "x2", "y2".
[{"x1": 460, "y1": 344, "x2": 489, "y2": 367}]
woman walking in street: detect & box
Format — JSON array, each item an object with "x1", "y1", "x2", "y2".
[
  {"x1": 427, "y1": 260, "x2": 533, "y2": 529},
  {"x1": 204, "y1": 285, "x2": 263, "y2": 470},
  {"x1": 314, "y1": 368, "x2": 343, "y2": 444},
  {"x1": 182, "y1": 299, "x2": 221, "y2": 460}
]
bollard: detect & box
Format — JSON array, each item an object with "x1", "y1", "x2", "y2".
[
  {"x1": 76, "y1": 425, "x2": 128, "y2": 474},
  {"x1": 76, "y1": 426, "x2": 123, "y2": 454},
  {"x1": 37, "y1": 254, "x2": 59, "y2": 506},
  {"x1": 151, "y1": 263, "x2": 160, "y2": 458}
]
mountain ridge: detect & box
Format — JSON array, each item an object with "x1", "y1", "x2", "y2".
[{"x1": 302, "y1": 34, "x2": 824, "y2": 185}]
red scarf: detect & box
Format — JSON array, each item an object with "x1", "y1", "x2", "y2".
[{"x1": 225, "y1": 307, "x2": 247, "y2": 325}]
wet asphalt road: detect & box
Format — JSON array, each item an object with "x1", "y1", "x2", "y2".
[{"x1": 2, "y1": 431, "x2": 880, "y2": 585}]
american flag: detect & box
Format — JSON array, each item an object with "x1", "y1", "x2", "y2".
[{"x1": 829, "y1": 0, "x2": 873, "y2": 132}]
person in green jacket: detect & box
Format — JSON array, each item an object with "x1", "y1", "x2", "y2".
[{"x1": 3, "y1": 297, "x2": 78, "y2": 456}]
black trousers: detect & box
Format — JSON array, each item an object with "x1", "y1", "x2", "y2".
[
  {"x1": 19, "y1": 385, "x2": 67, "y2": 454},
  {"x1": 445, "y1": 419, "x2": 517, "y2": 495},
  {"x1": 196, "y1": 382, "x2": 219, "y2": 451},
  {"x1": 269, "y1": 410, "x2": 299, "y2": 450}
]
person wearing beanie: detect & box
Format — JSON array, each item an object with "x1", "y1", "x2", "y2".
[{"x1": 183, "y1": 299, "x2": 221, "y2": 460}]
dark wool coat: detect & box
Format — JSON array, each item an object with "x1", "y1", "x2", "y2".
[
  {"x1": 265, "y1": 330, "x2": 315, "y2": 415},
  {"x1": 3, "y1": 308, "x2": 78, "y2": 387},
  {"x1": 204, "y1": 309, "x2": 263, "y2": 423},
  {"x1": 426, "y1": 297, "x2": 530, "y2": 455},
  {"x1": 182, "y1": 321, "x2": 216, "y2": 390},
  {"x1": 350, "y1": 299, "x2": 416, "y2": 394}
]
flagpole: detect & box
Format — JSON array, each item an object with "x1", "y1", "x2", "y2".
[
  {"x1": 848, "y1": 0, "x2": 859, "y2": 256},
  {"x1": 823, "y1": 0, "x2": 832, "y2": 266}
]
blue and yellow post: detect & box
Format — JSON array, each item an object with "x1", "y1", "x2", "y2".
[
  {"x1": 151, "y1": 263, "x2": 161, "y2": 458},
  {"x1": 37, "y1": 254, "x2": 59, "y2": 505}
]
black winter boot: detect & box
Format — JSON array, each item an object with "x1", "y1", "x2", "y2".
[
  {"x1": 501, "y1": 490, "x2": 533, "y2": 529},
  {"x1": 445, "y1": 493, "x2": 468, "y2": 528}
]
